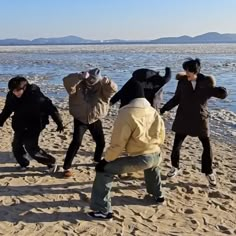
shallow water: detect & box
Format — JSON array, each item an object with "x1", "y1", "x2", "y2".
[{"x1": 0, "y1": 44, "x2": 235, "y2": 143}]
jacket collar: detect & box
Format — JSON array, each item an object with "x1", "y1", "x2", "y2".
[{"x1": 121, "y1": 98, "x2": 151, "y2": 109}]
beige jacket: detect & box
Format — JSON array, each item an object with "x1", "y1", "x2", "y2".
[
  {"x1": 105, "y1": 98, "x2": 165, "y2": 162},
  {"x1": 63, "y1": 73, "x2": 117, "y2": 124}
]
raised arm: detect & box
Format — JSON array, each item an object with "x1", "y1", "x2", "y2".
[
  {"x1": 63, "y1": 72, "x2": 84, "y2": 95},
  {"x1": 149, "y1": 67, "x2": 172, "y2": 87},
  {"x1": 210, "y1": 86, "x2": 228, "y2": 99},
  {"x1": 101, "y1": 77, "x2": 118, "y2": 102}
]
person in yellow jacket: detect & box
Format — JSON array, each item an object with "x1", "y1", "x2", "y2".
[
  {"x1": 88, "y1": 80, "x2": 165, "y2": 220},
  {"x1": 63, "y1": 68, "x2": 117, "y2": 177}
]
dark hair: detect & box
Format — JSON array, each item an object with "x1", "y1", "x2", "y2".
[
  {"x1": 8, "y1": 76, "x2": 28, "y2": 91},
  {"x1": 121, "y1": 80, "x2": 145, "y2": 105},
  {"x1": 182, "y1": 58, "x2": 201, "y2": 74}
]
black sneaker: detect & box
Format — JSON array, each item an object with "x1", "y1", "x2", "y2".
[
  {"x1": 19, "y1": 166, "x2": 29, "y2": 171},
  {"x1": 87, "y1": 211, "x2": 113, "y2": 221},
  {"x1": 155, "y1": 196, "x2": 165, "y2": 204}
]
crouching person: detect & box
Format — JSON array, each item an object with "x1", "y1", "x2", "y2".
[
  {"x1": 0, "y1": 76, "x2": 64, "y2": 173},
  {"x1": 88, "y1": 80, "x2": 165, "y2": 220}
]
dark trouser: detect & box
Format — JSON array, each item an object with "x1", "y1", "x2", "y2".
[
  {"x1": 63, "y1": 119, "x2": 105, "y2": 170},
  {"x1": 170, "y1": 133, "x2": 213, "y2": 175},
  {"x1": 12, "y1": 129, "x2": 56, "y2": 168}
]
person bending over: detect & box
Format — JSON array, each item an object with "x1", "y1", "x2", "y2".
[{"x1": 0, "y1": 76, "x2": 64, "y2": 172}]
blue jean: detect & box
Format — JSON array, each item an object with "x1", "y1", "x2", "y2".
[{"x1": 90, "y1": 152, "x2": 162, "y2": 213}]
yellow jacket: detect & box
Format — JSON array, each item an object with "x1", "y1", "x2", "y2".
[{"x1": 105, "y1": 98, "x2": 165, "y2": 162}]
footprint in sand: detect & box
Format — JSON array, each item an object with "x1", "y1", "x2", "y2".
[
  {"x1": 230, "y1": 186, "x2": 236, "y2": 192},
  {"x1": 230, "y1": 179, "x2": 236, "y2": 184},
  {"x1": 184, "y1": 208, "x2": 195, "y2": 214},
  {"x1": 24, "y1": 176, "x2": 42, "y2": 184},
  {"x1": 217, "y1": 225, "x2": 232, "y2": 235},
  {"x1": 58, "y1": 134, "x2": 67, "y2": 140},
  {"x1": 208, "y1": 191, "x2": 231, "y2": 199}
]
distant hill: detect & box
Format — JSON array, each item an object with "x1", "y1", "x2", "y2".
[
  {"x1": 0, "y1": 35, "x2": 99, "y2": 45},
  {"x1": 1, "y1": 32, "x2": 236, "y2": 45},
  {"x1": 151, "y1": 32, "x2": 236, "y2": 44}
]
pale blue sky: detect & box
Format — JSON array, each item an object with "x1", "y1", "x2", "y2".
[{"x1": 1, "y1": 0, "x2": 236, "y2": 40}]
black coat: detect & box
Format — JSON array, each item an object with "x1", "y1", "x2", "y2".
[
  {"x1": 161, "y1": 73, "x2": 227, "y2": 137},
  {"x1": 110, "y1": 67, "x2": 171, "y2": 107},
  {"x1": 0, "y1": 84, "x2": 62, "y2": 132}
]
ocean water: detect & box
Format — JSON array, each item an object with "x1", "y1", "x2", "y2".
[{"x1": 0, "y1": 44, "x2": 235, "y2": 143}]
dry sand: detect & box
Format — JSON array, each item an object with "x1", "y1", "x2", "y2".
[{"x1": 0, "y1": 97, "x2": 235, "y2": 236}]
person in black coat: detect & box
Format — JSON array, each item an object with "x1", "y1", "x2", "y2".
[
  {"x1": 110, "y1": 67, "x2": 171, "y2": 109},
  {"x1": 0, "y1": 76, "x2": 64, "y2": 172},
  {"x1": 160, "y1": 58, "x2": 227, "y2": 187}
]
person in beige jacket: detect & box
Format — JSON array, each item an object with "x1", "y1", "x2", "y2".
[
  {"x1": 63, "y1": 68, "x2": 117, "y2": 177},
  {"x1": 88, "y1": 80, "x2": 165, "y2": 221}
]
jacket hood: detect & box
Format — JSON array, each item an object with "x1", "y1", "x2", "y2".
[
  {"x1": 176, "y1": 72, "x2": 216, "y2": 86},
  {"x1": 121, "y1": 98, "x2": 151, "y2": 109}
]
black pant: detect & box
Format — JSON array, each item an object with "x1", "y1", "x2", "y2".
[
  {"x1": 63, "y1": 119, "x2": 105, "y2": 170},
  {"x1": 12, "y1": 129, "x2": 56, "y2": 168},
  {"x1": 170, "y1": 133, "x2": 213, "y2": 175}
]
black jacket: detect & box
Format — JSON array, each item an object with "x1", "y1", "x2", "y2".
[
  {"x1": 110, "y1": 67, "x2": 171, "y2": 107},
  {"x1": 0, "y1": 84, "x2": 63, "y2": 132},
  {"x1": 160, "y1": 73, "x2": 228, "y2": 137}
]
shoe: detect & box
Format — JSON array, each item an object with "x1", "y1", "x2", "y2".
[
  {"x1": 155, "y1": 196, "x2": 165, "y2": 204},
  {"x1": 94, "y1": 158, "x2": 101, "y2": 163},
  {"x1": 206, "y1": 173, "x2": 217, "y2": 187},
  {"x1": 63, "y1": 169, "x2": 74, "y2": 178},
  {"x1": 19, "y1": 166, "x2": 29, "y2": 171},
  {"x1": 48, "y1": 164, "x2": 58, "y2": 173},
  {"x1": 87, "y1": 211, "x2": 113, "y2": 221},
  {"x1": 167, "y1": 167, "x2": 180, "y2": 178}
]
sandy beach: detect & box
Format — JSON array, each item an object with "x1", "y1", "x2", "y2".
[{"x1": 0, "y1": 97, "x2": 235, "y2": 236}]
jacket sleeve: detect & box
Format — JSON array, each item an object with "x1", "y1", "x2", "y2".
[
  {"x1": 209, "y1": 86, "x2": 228, "y2": 99},
  {"x1": 156, "y1": 113, "x2": 166, "y2": 145},
  {"x1": 0, "y1": 93, "x2": 13, "y2": 127},
  {"x1": 160, "y1": 80, "x2": 181, "y2": 113},
  {"x1": 149, "y1": 67, "x2": 171, "y2": 88},
  {"x1": 110, "y1": 79, "x2": 132, "y2": 105},
  {"x1": 63, "y1": 73, "x2": 83, "y2": 95},
  {"x1": 104, "y1": 111, "x2": 132, "y2": 162},
  {"x1": 101, "y1": 78, "x2": 118, "y2": 102},
  {"x1": 36, "y1": 89, "x2": 63, "y2": 127},
  {"x1": 110, "y1": 91, "x2": 121, "y2": 105},
  {"x1": 43, "y1": 98, "x2": 63, "y2": 127}
]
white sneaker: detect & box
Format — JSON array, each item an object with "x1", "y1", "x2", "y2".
[
  {"x1": 167, "y1": 167, "x2": 180, "y2": 178},
  {"x1": 206, "y1": 173, "x2": 217, "y2": 187},
  {"x1": 48, "y1": 164, "x2": 58, "y2": 173}
]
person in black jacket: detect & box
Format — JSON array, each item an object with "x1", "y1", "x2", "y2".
[
  {"x1": 160, "y1": 58, "x2": 228, "y2": 187},
  {"x1": 110, "y1": 67, "x2": 171, "y2": 109},
  {"x1": 0, "y1": 76, "x2": 64, "y2": 172}
]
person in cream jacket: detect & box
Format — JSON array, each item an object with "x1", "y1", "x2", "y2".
[{"x1": 88, "y1": 80, "x2": 165, "y2": 220}]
